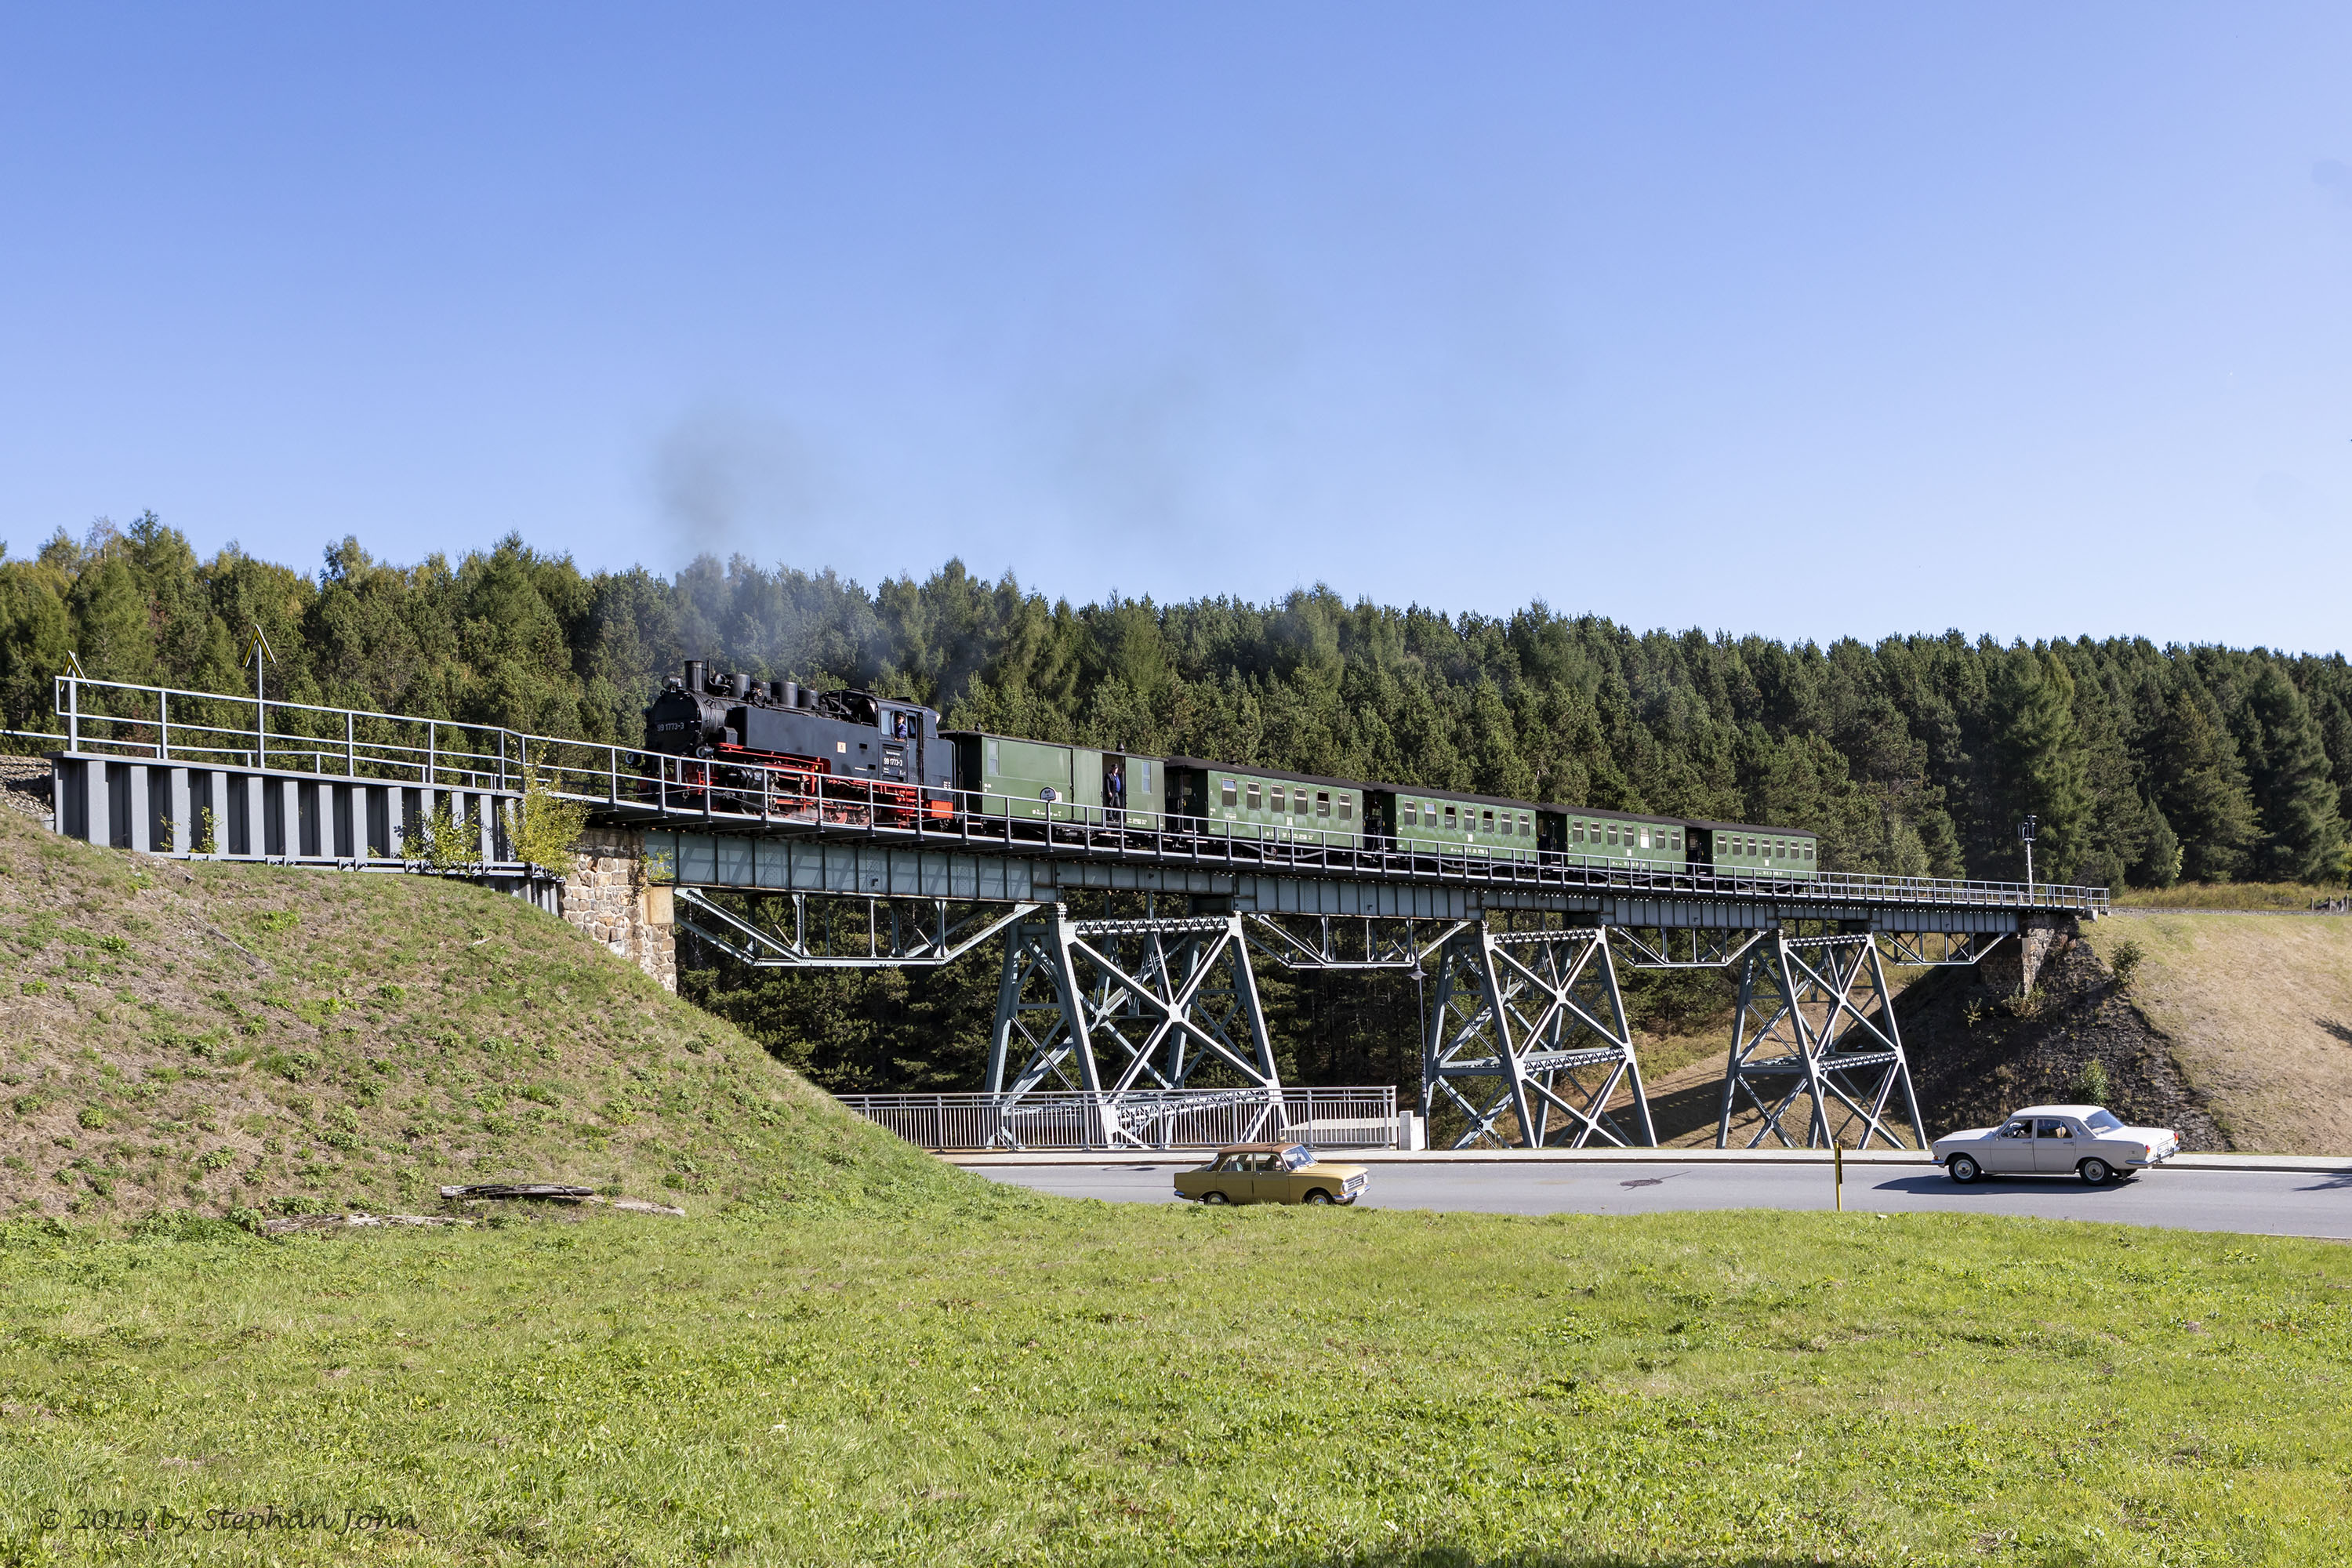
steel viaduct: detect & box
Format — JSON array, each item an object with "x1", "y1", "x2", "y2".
[{"x1": 29, "y1": 673, "x2": 2103, "y2": 1153}]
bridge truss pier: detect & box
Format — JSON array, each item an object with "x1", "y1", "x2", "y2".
[
  {"x1": 985, "y1": 908, "x2": 1285, "y2": 1126},
  {"x1": 1716, "y1": 929, "x2": 1922, "y2": 1150},
  {"x1": 1422, "y1": 924, "x2": 1655, "y2": 1149}
]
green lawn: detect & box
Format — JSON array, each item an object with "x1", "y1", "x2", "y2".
[{"x1": 3, "y1": 1193, "x2": 2347, "y2": 1566}]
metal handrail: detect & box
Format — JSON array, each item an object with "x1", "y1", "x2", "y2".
[{"x1": 49, "y1": 673, "x2": 2110, "y2": 913}]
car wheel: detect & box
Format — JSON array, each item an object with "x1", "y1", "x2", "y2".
[
  {"x1": 1304, "y1": 1189, "x2": 1333, "y2": 1205},
  {"x1": 1200, "y1": 1191, "x2": 1231, "y2": 1206},
  {"x1": 1946, "y1": 1153, "x2": 1981, "y2": 1185},
  {"x1": 2078, "y1": 1157, "x2": 2113, "y2": 1186}
]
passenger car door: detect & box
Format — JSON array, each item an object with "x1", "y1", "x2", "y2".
[
  {"x1": 2034, "y1": 1118, "x2": 2080, "y2": 1174},
  {"x1": 1242, "y1": 1152, "x2": 1282, "y2": 1203},
  {"x1": 1983, "y1": 1118, "x2": 2037, "y2": 1173}
]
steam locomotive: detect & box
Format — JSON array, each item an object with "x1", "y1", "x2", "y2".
[
  {"x1": 641, "y1": 660, "x2": 952, "y2": 825},
  {"x1": 641, "y1": 660, "x2": 1822, "y2": 878}
]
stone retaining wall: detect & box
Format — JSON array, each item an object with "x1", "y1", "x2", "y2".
[{"x1": 561, "y1": 827, "x2": 676, "y2": 992}]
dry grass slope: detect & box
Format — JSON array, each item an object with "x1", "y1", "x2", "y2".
[
  {"x1": 2081, "y1": 913, "x2": 2352, "y2": 1156},
  {"x1": 0, "y1": 810, "x2": 967, "y2": 1221}
]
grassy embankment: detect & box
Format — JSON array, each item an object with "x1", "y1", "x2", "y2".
[
  {"x1": 2081, "y1": 913, "x2": 2352, "y2": 1155},
  {"x1": 0, "y1": 808, "x2": 952, "y2": 1218},
  {"x1": 4, "y1": 818, "x2": 2350, "y2": 1563}
]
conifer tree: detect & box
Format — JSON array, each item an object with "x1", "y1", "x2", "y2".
[
  {"x1": 2235, "y1": 662, "x2": 2346, "y2": 882},
  {"x1": 1991, "y1": 647, "x2": 2093, "y2": 882},
  {"x1": 2147, "y1": 684, "x2": 2257, "y2": 882}
]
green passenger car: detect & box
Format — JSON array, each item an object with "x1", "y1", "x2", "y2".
[
  {"x1": 1689, "y1": 820, "x2": 1819, "y2": 879},
  {"x1": 1536, "y1": 808, "x2": 1690, "y2": 871},
  {"x1": 1163, "y1": 759, "x2": 1363, "y2": 847},
  {"x1": 1368, "y1": 789, "x2": 1540, "y2": 862},
  {"x1": 945, "y1": 732, "x2": 1163, "y2": 827}
]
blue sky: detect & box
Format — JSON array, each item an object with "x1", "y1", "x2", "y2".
[{"x1": 5, "y1": 4, "x2": 2350, "y2": 651}]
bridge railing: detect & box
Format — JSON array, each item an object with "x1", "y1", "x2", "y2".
[
  {"x1": 44, "y1": 674, "x2": 2108, "y2": 914},
  {"x1": 49, "y1": 674, "x2": 524, "y2": 791},
  {"x1": 837, "y1": 1087, "x2": 1402, "y2": 1152}
]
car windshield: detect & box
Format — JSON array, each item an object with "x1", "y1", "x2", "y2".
[
  {"x1": 2084, "y1": 1109, "x2": 2123, "y2": 1133},
  {"x1": 1282, "y1": 1146, "x2": 1313, "y2": 1170}
]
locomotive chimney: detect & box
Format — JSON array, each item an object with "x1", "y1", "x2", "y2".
[
  {"x1": 782, "y1": 681, "x2": 800, "y2": 710},
  {"x1": 730, "y1": 672, "x2": 753, "y2": 700},
  {"x1": 766, "y1": 680, "x2": 786, "y2": 704},
  {"x1": 683, "y1": 659, "x2": 706, "y2": 693}
]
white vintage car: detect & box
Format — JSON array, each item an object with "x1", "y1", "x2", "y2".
[{"x1": 1932, "y1": 1104, "x2": 2180, "y2": 1186}]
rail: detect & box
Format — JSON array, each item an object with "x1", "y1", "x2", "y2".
[
  {"x1": 836, "y1": 1087, "x2": 1402, "y2": 1152},
  {"x1": 45, "y1": 673, "x2": 2109, "y2": 914}
]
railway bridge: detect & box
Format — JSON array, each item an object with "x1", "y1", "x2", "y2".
[{"x1": 25, "y1": 673, "x2": 2104, "y2": 1153}]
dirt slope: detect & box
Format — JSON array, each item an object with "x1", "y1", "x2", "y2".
[
  {"x1": 0, "y1": 810, "x2": 964, "y2": 1221},
  {"x1": 2078, "y1": 912, "x2": 2352, "y2": 1155}
]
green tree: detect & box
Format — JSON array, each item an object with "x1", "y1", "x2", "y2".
[
  {"x1": 1991, "y1": 647, "x2": 2093, "y2": 883},
  {"x1": 2234, "y1": 662, "x2": 2346, "y2": 882},
  {"x1": 2147, "y1": 684, "x2": 2256, "y2": 882}
]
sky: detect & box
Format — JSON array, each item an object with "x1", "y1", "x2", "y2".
[{"x1": 4, "y1": 4, "x2": 2350, "y2": 652}]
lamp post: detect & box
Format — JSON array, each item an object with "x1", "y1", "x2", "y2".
[{"x1": 2019, "y1": 815, "x2": 2038, "y2": 895}]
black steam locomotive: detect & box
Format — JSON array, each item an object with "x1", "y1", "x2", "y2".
[{"x1": 641, "y1": 660, "x2": 950, "y2": 824}]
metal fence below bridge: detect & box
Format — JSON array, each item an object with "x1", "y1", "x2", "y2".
[{"x1": 837, "y1": 1087, "x2": 1402, "y2": 1152}]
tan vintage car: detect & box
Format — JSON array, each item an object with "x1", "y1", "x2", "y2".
[{"x1": 1173, "y1": 1142, "x2": 1369, "y2": 1207}]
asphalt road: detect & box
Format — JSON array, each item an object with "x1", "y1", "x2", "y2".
[{"x1": 967, "y1": 1160, "x2": 2352, "y2": 1239}]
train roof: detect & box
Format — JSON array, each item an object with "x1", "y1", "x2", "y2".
[
  {"x1": 1682, "y1": 818, "x2": 1818, "y2": 837},
  {"x1": 1159, "y1": 757, "x2": 1372, "y2": 792}
]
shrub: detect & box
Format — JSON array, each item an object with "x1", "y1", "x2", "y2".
[
  {"x1": 2000, "y1": 987, "x2": 2051, "y2": 1021},
  {"x1": 2071, "y1": 1059, "x2": 2114, "y2": 1106},
  {"x1": 2109, "y1": 938, "x2": 2144, "y2": 991},
  {"x1": 508, "y1": 768, "x2": 590, "y2": 874},
  {"x1": 196, "y1": 1147, "x2": 238, "y2": 1171},
  {"x1": 77, "y1": 1106, "x2": 106, "y2": 1131}
]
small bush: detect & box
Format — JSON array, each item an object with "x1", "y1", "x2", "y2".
[
  {"x1": 254, "y1": 911, "x2": 299, "y2": 935},
  {"x1": 77, "y1": 1106, "x2": 107, "y2": 1131},
  {"x1": 2071, "y1": 1059, "x2": 2114, "y2": 1106},
  {"x1": 196, "y1": 1147, "x2": 238, "y2": 1171},
  {"x1": 267, "y1": 1194, "x2": 330, "y2": 1217},
  {"x1": 2000, "y1": 987, "x2": 2051, "y2": 1021},
  {"x1": 2109, "y1": 938, "x2": 2144, "y2": 991}
]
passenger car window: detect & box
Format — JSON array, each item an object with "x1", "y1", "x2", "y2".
[
  {"x1": 1246, "y1": 783, "x2": 1261, "y2": 810},
  {"x1": 1317, "y1": 792, "x2": 1330, "y2": 817},
  {"x1": 2001, "y1": 1120, "x2": 2032, "y2": 1139},
  {"x1": 1270, "y1": 786, "x2": 1286, "y2": 812},
  {"x1": 1402, "y1": 801, "x2": 1417, "y2": 826},
  {"x1": 2038, "y1": 1120, "x2": 2073, "y2": 1140},
  {"x1": 1338, "y1": 797, "x2": 1352, "y2": 820},
  {"x1": 2085, "y1": 1109, "x2": 2122, "y2": 1132},
  {"x1": 1445, "y1": 806, "x2": 1457, "y2": 829}
]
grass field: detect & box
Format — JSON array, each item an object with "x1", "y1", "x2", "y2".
[{"x1": 3, "y1": 1195, "x2": 2348, "y2": 1567}]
